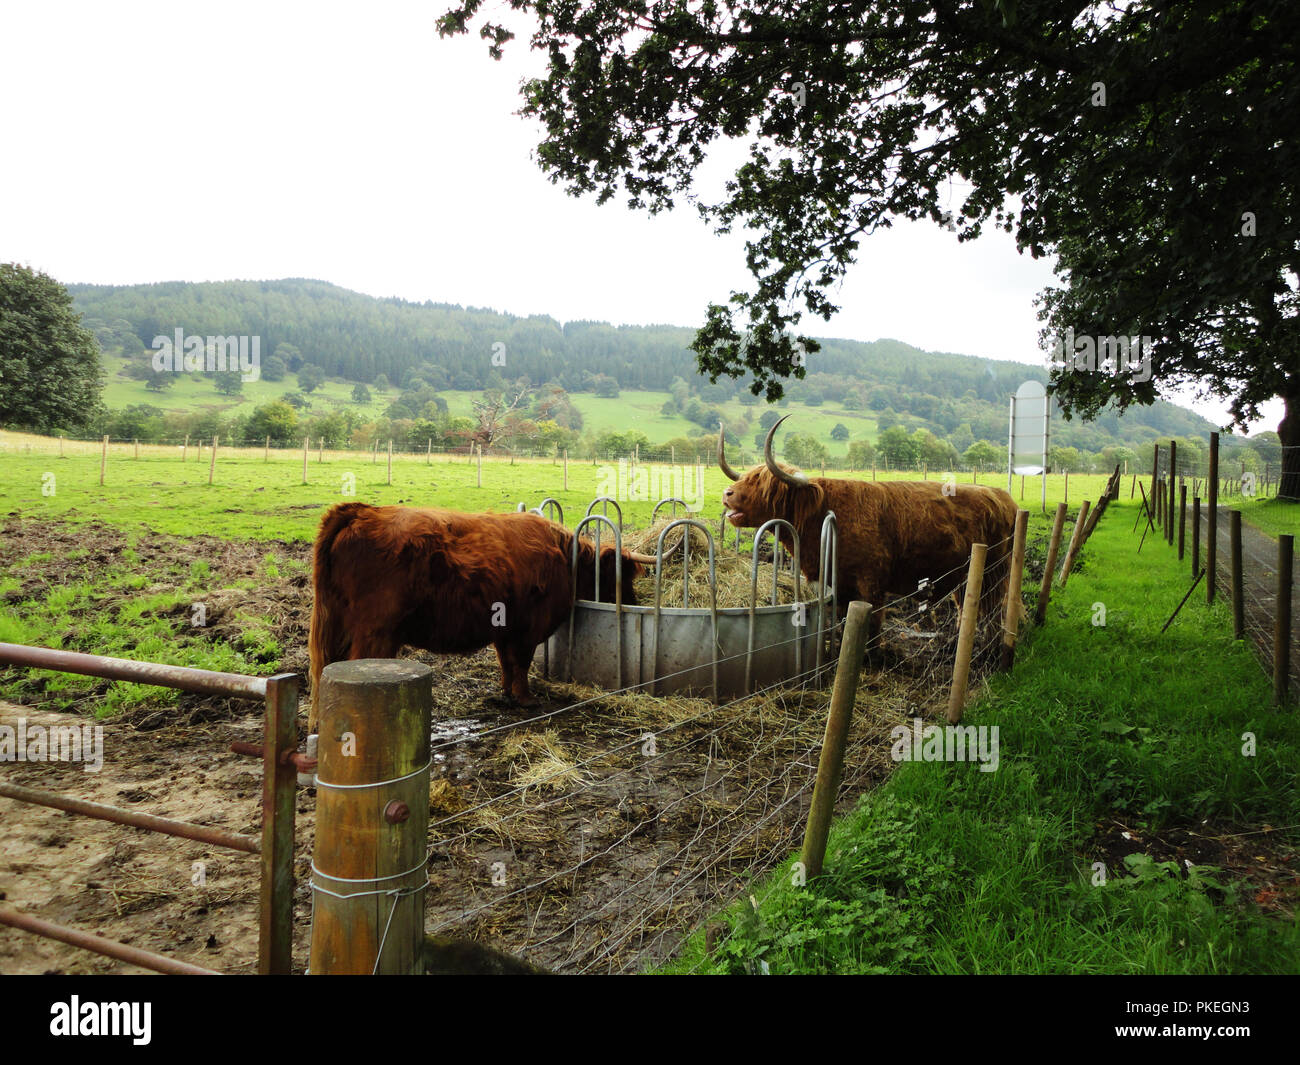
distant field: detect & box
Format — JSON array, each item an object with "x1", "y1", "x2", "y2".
[
  {"x1": 97, "y1": 354, "x2": 880, "y2": 455},
  {"x1": 1, "y1": 430, "x2": 1111, "y2": 543}
]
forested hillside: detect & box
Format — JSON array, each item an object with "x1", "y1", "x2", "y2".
[{"x1": 67, "y1": 277, "x2": 1245, "y2": 471}]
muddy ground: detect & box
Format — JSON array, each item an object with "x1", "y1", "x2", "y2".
[{"x1": 0, "y1": 518, "x2": 918, "y2": 973}]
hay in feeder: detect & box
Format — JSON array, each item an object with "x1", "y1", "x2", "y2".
[{"x1": 622, "y1": 516, "x2": 808, "y2": 609}]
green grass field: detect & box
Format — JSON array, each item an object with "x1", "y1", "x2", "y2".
[
  {"x1": 1, "y1": 430, "x2": 1112, "y2": 543},
  {"x1": 663, "y1": 499, "x2": 1300, "y2": 974}
]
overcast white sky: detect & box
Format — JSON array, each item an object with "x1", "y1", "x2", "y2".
[{"x1": 0, "y1": 1, "x2": 1277, "y2": 433}]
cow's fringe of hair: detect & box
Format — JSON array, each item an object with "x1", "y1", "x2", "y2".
[{"x1": 308, "y1": 502, "x2": 370, "y2": 731}]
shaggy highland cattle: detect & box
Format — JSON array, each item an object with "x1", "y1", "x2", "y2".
[
  {"x1": 307, "y1": 503, "x2": 651, "y2": 729},
  {"x1": 720, "y1": 417, "x2": 1020, "y2": 642}
]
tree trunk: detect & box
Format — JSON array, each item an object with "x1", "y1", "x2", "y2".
[{"x1": 1278, "y1": 387, "x2": 1300, "y2": 501}]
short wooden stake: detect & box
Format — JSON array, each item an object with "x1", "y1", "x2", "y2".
[
  {"x1": 801, "y1": 601, "x2": 872, "y2": 878},
  {"x1": 1275, "y1": 535, "x2": 1293, "y2": 706},
  {"x1": 426, "y1": 439, "x2": 432, "y2": 465},
  {"x1": 302, "y1": 436, "x2": 309, "y2": 485},
  {"x1": 1035, "y1": 502, "x2": 1068, "y2": 625},
  {"x1": 947, "y1": 543, "x2": 988, "y2": 723},
  {"x1": 564, "y1": 448, "x2": 569, "y2": 490},
  {"x1": 387, "y1": 439, "x2": 393, "y2": 485},
  {"x1": 309, "y1": 660, "x2": 431, "y2": 975},
  {"x1": 1000, "y1": 509, "x2": 1030, "y2": 669},
  {"x1": 1058, "y1": 500, "x2": 1091, "y2": 586},
  {"x1": 134, "y1": 438, "x2": 139, "y2": 460},
  {"x1": 476, "y1": 445, "x2": 482, "y2": 487},
  {"x1": 183, "y1": 434, "x2": 189, "y2": 462},
  {"x1": 208, "y1": 435, "x2": 218, "y2": 485},
  {"x1": 265, "y1": 435, "x2": 270, "y2": 462},
  {"x1": 1161, "y1": 570, "x2": 1205, "y2": 634},
  {"x1": 99, "y1": 435, "x2": 108, "y2": 485}
]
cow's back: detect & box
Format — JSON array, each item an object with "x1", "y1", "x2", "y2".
[
  {"x1": 816, "y1": 479, "x2": 1017, "y2": 599},
  {"x1": 321, "y1": 506, "x2": 575, "y2": 653}
]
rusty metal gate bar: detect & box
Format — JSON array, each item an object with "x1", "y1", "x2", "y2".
[{"x1": 0, "y1": 642, "x2": 298, "y2": 975}]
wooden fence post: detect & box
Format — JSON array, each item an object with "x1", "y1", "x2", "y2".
[
  {"x1": 1275, "y1": 536, "x2": 1293, "y2": 706},
  {"x1": 99, "y1": 435, "x2": 108, "y2": 485},
  {"x1": 801, "y1": 601, "x2": 872, "y2": 878},
  {"x1": 1230, "y1": 510, "x2": 1244, "y2": 639},
  {"x1": 134, "y1": 437, "x2": 139, "y2": 460},
  {"x1": 1058, "y1": 500, "x2": 1091, "y2": 586},
  {"x1": 427, "y1": 439, "x2": 432, "y2": 465},
  {"x1": 947, "y1": 544, "x2": 988, "y2": 724},
  {"x1": 310, "y1": 660, "x2": 431, "y2": 975},
  {"x1": 302, "y1": 436, "x2": 309, "y2": 485},
  {"x1": 476, "y1": 445, "x2": 482, "y2": 487},
  {"x1": 1167, "y1": 440, "x2": 1177, "y2": 544},
  {"x1": 1178, "y1": 484, "x2": 1187, "y2": 560},
  {"x1": 1000, "y1": 509, "x2": 1030, "y2": 670},
  {"x1": 265, "y1": 436, "x2": 270, "y2": 462},
  {"x1": 1207, "y1": 432, "x2": 1219, "y2": 604},
  {"x1": 1035, "y1": 502, "x2": 1069, "y2": 625},
  {"x1": 1192, "y1": 496, "x2": 1201, "y2": 577},
  {"x1": 387, "y1": 440, "x2": 393, "y2": 486},
  {"x1": 319, "y1": 438, "x2": 324, "y2": 464},
  {"x1": 208, "y1": 435, "x2": 218, "y2": 485},
  {"x1": 183, "y1": 434, "x2": 189, "y2": 462},
  {"x1": 1151, "y1": 443, "x2": 1160, "y2": 520},
  {"x1": 564, "y1": 448, "x2": 569, "y2": 491}
]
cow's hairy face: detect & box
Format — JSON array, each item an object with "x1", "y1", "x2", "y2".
[
  {"x1": 722, "y1": 467, "x2": 814, "y2": 529},
  {"x1": 574, "y1": 540, "x2": 645, "y2": 605}
]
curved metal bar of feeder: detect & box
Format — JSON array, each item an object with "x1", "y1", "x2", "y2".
[
  {"x1": 652, "y1": 498, "x2": 690, "y2": 522},
  {"x1": 535, "y1": 498, "x2": 564, "y2": 526},
  {"x1": 516, "y1": 502, "x2": 528, "y2": 512},
  {"x1": 584, "y1": 496, "x2": 624, "y2": 527},
  {"x1": 746, "y1": 519, "x2": 800, "y2": 696},
  {"x1": 571, "y1": 514, "x2": 624, "y2": 689},
  {"x1": 651, "y1": 519, "x2": 719, "y2": 699}
]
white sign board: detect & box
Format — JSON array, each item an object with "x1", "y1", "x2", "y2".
[{"x1": 1010, "y1": 380, "x2": 1049, "y2": 475}]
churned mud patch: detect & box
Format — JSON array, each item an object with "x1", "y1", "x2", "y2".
[{"x1": 1086, "y1": 817, "x2": 1299, "y2": 918}]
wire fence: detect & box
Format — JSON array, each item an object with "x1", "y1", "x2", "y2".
[{"x1": 416, "y1": 526, "x2": 1021, "y2": 974}]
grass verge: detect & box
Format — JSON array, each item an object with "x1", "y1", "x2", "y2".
[{"x1": 663, "y1": 502, "x2": 1300, "y2": 974}]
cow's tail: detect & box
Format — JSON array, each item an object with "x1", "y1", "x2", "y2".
[{"x1": 308, "y1": 503, "x2": 367, "y2": 732}]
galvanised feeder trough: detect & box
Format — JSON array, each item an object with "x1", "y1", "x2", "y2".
[{"x1": 538, "y1": 501, "x2": 840, "y2": 700}]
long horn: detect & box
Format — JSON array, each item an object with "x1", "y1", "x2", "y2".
[
  {"x1": 626, "y1": 551, "x2": 658, "y2": 565},
  {"x1": 717, "y1": 427, "x2": 741, "y2": 482},
  {"x1": 764, "y1": 414, "x2": 811, "y2": 487}
]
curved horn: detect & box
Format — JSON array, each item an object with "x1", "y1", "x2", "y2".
[
  {"x1": 717, "y1": 427, "x2": 741, "y2": 482},
  {"x1": 764, "y1": 414, "x2": 811, "y2": 488},
  {"x1": 626, "y1": 551, "x2": 658, "y2": 565}
]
